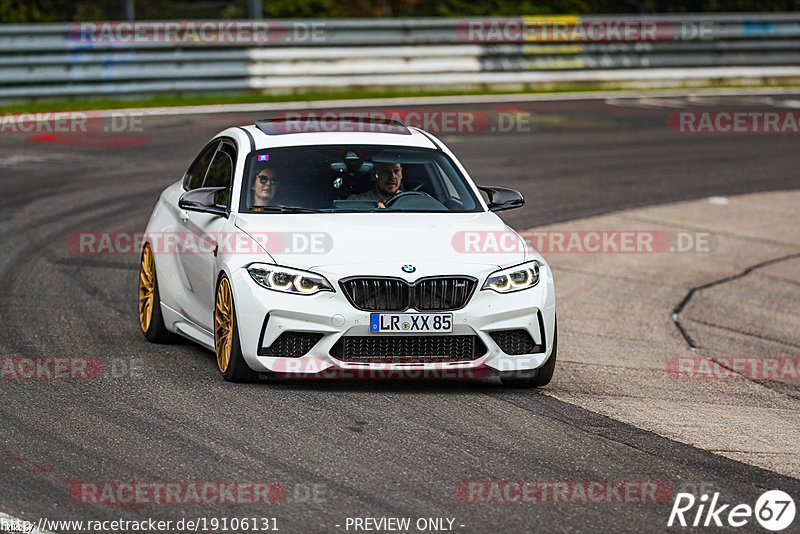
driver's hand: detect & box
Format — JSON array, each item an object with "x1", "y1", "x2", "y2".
[{"x1": 377, "y1": 202, "x2": 385, "y2": 209}]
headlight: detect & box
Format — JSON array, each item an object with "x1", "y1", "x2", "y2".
[
  {"x1": 247, "y1": 264, "x2": 333, "y2": 295},
  {"x1": 482, "y1": 261, "x2": 542, "y2": 293}
]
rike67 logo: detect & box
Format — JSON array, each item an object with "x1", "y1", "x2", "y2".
[{"x1": 668, "y1": 490, "x2": 795, "y2": 531}]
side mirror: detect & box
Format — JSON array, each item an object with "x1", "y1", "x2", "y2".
[
  {"x1": 478, "y1": 186, "x2": 525, "y2": 212},
  {"x1": 178, "y1": 187, "x2": 228, "y2": 217}
]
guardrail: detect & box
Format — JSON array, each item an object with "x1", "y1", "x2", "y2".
[{"x1": 1, "y1": 13, "x2": 800, "y2": 100}]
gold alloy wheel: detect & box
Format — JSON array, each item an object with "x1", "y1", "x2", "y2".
[
  {"x1": 215, "y1": 277, "x2": 234, "y2": 373},
  {"x1": 138, "y1": 244, "x2": 155, "y2": 332}
]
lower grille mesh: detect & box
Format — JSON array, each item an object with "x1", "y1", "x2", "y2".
[{"x1": 330, "y1": 335, "x2": 486, "y2": 363}]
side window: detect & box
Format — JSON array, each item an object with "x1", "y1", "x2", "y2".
[
  {"x1": 203, "y1": 143, "x2": 236, "y2": 206},
  {"x1": 184, "y1": 142, "x2": 218, "y2": 190}
]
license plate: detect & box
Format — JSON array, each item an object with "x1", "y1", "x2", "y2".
[{"x1": 370, "y1": 313, "x2": 453, "y2": 333}]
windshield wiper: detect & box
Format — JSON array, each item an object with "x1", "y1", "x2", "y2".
[{"x1": 249, "y1": 205, "x2": 321, "y2": 213}]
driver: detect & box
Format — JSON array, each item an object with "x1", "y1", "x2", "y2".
[{"x1": 348, "y1": 162, "x2": 402, "y2": 207}]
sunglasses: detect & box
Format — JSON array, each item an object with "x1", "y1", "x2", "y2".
[{"x1": 256, "y1": 175, "x2": 279, "y2": 184}]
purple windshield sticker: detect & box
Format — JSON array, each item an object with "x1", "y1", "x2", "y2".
[{"x1": 258, "y1": 155, "x2": 269, "y2": 161}]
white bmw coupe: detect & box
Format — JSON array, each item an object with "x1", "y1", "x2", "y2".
[{"x1": 138, "y1": 116, "x2": 556, "y2": 386}]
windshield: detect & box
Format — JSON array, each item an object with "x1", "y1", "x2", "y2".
[{"x1": 238, "y1": 145, "x2": 482, "y2": 213}]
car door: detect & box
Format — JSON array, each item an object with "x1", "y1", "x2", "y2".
[
  {"x1": 156, "y1": 141, "x2": 218, "y2": 316},
  {"x1": 177, "y1": 139, "x2": 237, "y2": 331}
]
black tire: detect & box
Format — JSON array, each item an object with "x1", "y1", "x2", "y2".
[
  {"x1": 215, "y1": 275, "x2": 259, "y2": 383},
  {"x1": 499, "y1": 322, "x2": 557, "y2": 388},
  {"x1": 139, "y1": 244, "x2": 176, "y2": 344}
]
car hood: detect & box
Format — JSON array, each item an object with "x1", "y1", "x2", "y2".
[{"x1": 233, "y1": 212, "x2": 528, "y2": 272}]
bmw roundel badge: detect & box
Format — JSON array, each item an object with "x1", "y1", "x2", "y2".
[{"x1": 402, "y1": 265, "x2": 416, "y2": 273}]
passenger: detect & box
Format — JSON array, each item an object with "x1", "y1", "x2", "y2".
[
  {"x1": 252, "y1": 166, "x2": 279, "y2": 209},
  {"x1": 348, "y1": 162, "x2": 402, "y2": 207}
]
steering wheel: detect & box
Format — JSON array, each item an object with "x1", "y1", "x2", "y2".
[{"x1": 384, "y1": 191, "x2": 437, "y2": 208}]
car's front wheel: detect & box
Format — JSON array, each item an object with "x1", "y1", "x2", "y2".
[
  {"x1": 499, "y1": 322, "x2": 557, "y2": 388},
  {"x1": 215, "y1": 275, "x2": 258, "y2": 382}
]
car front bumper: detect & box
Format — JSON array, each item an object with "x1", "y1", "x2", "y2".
[{"x1": 230, "y1": 264, "x2": 556, "y2": 377}]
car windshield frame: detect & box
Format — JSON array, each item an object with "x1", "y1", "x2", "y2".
[{"x1": 237, "y1": 144, "x2": 484, "y2": 214}]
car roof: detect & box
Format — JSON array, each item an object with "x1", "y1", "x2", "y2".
[{"x1": 237, "y1": 119, "x2": 440, "y2": 151}]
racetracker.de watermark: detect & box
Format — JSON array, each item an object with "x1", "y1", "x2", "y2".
[
  {"x1": 1, "y1": 111, "x2": 148, "y2": 148},
  {"x1": 0, "y1": 357, "x2": 145, "y2": 380},
  {"x1": 668, "y1": 111, "x2": 800, "y2": 134},
  {"x1": 0, "y1": 111, "x2": 143, "y2": 134},
  {"x1": 0, "y1": 357, "x2": 102, "y2": 380},
  {"x1": 667, "y1": 356, "x2": 800, "y2": 380},
  {"x1": 70, "y1": 482, "x2": 286, "y2": 505},
  {"x1": 456, "y1": 480, "x2": 674, "y2": 503},
  {"x1": 66, "y1": 21, "x2": 325, "y2": 44},
  {"x1": 269, "y1": 110, "x2": 533, "y2": 134},
  {"x1": 452, "y1": 230, "x2": 716, "y2": 254},
  {"x1": 456, "y1": 18, "x2": 711, "y2": 42},
  {"x1": 68, "y1": 232, "x2": 333, "y2": 255}
]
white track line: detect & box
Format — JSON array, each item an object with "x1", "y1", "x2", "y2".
[
  {"x1": 80, "y1": 86, "x2": 800, "y2": 117},
  {"x1": 4, "y1": 86, "x2": 800, "y2": 121}
]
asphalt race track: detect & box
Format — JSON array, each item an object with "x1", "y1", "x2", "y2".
[{"x1": 1, "y1": 92, "x2": 799, "y2": 533}]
